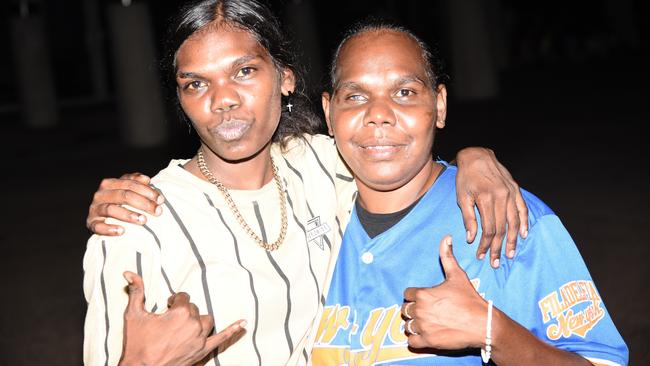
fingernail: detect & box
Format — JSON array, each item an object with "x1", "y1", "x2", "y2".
[
  {"x1": 240, "y1": 320, "x2": 248, "y2": 329},
  {"x1": 466, "y1": 230, "x2": 471, "y2": 242},
  {"x1": 137, "y1": 215, "x2": 145, "y2": 224},
  {"x1": 445, "y1": 236, "x2": 452, "y2": 246},
  {"x1": 110, "y1": 227, "x2": 124, "y2": 235},
  {"x1": 155, "y1": 206, "x2": 162, "y2": 216},
  {"x1": 522, "y1": 229, "x2": 528, "y2": 238},
  {"x1": 493, "y1": 258, "x2": 500, "y2": 268},
  {"x1": 508, "y1": 249, "x2": 515, "y2": 258},
  {"x1": 156, "y1": 195, "x2": 165, "y2": 205},
  {"x1": 478, "y1": 253, "x2": 485, "y2": 260},
  {"x1": 124, "y1": 272, "x2": 133, "y2": 284}
]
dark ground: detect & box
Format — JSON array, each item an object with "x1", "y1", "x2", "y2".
[{"x1": 0, "y1": 60, "x2": 648, "y2": 364}]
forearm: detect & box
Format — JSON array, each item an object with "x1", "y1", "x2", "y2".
[{"x1": 490, "y1": 309, "x2": 592, "y2": 366}]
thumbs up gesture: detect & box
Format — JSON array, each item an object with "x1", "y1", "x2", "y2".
[
  {"x1": 402, "y1": 236, "x2": 490, "y2": 351},
  {"x1": 119, "y1": 271, "x2": 247, "y2": 366}
]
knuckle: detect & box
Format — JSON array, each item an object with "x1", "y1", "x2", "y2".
[
  {"x1": 414, "y1": 290, "x2": 429, "y2": 303},
  {"x1": 477, "y1": 194, "x2": 493, "y2": 203},
  {"x1": 98, "y1": 178, "x2": 112, "y2": 190},
  {"x1": 88, "y1": 220, "x2": 98, "y2": 231},
  {"x1": 105, "y1": 204, "x2": 118, "y2": 217},
  {"x1": 495, "y1": 187, "x2": 509, "y2": 199},
  {"x1": 175, "y1": 305, "x2": 191, "y2": 318},
  {"x1": 92, "y1": 190, "x2": 102, "y2": 202},
  {"x1": 125, "y1": 179, "x2": 139, "y2": 191},
  {"x1": 482, "y1": 228, "x2": 496, "y2": 238},
  {"x1": 120, "y1": 189, "x2": 131, "y2": 202},
  {"x1": 411, "y1": 307, "x2": 422, "y2": 319}
]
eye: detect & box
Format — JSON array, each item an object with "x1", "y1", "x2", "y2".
[
  {"x1": 396, "y1": 88, "x2": 415, "y2": 97},
  {"x1": 346, "y1": 94, "x2": 366, "y2": 102},
  {"x1": 235, "y1": 66, "x2": 256, "y2": 79},
  {"x1": 183, "y1": 80, "x2": 206, "y2": 91}
]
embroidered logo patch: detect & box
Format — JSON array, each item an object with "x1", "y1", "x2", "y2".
[
  {"x1": 538, "y1": 280, "x2": 605, "y2": 340},
  {"x1": 306, "y1": 216, "x2": 331, "y2": 250}
]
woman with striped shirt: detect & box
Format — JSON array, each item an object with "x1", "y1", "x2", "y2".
[{"x1": 83, "y1": 1, "x2": 527, "y2": 365}]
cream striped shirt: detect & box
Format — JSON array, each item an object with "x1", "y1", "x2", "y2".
[{"x1": 83, "y1": 134, "x2": 356, "y2": 366}]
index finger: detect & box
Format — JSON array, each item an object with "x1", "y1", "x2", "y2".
[
  {"x1": 119, "y1": 172, "x2": 151, "y2": 185},
  {"x1": 457, "y1": 192, "x2": 479, "y2": 244},
  {"x1": 203, "y1": 320, "x2": 247, "y2": 352},
  {"x1": 98, "y1": 177, "x2": 164, "y2": 207}
]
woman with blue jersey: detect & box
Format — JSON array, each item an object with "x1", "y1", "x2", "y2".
[
  {"x1": 82, "y1": 1, "x2": 529, "y2": 364},
  {"x1": 311, "y1": 21, "x2": 628, "y2": 365}
]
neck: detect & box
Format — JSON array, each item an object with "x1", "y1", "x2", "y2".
[
  {"x1": 188, "y1": 142, "x2": 275, "y2": 190},
  {"x1": 356, "y1": 160, "x2": 442, "y2": 214}
]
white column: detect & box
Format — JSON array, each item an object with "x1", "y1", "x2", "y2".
[
  {"x1": 284, "y1": 0, "x2": 323, "y2": 95},
  {"x1": 107, "y1": 1, "x2": 167, "y2": 147},
  {"x1": 9, "y1": 3, "x2": 58, "y2": 128},
  {"x1": 447, "y1": 0, "x2": 500, "y2": 99},
  {"x1": 83, "y1": 0, "x2": 110, "y2": 101}
]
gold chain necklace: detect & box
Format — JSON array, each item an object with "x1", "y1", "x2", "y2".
[{"x1": 196, "y1": 148, "x2": 287, "y2": 251}]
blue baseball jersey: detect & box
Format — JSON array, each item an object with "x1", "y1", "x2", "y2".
[{"x1": 312, "y1": 166, "x2": 628, "y2": 365}]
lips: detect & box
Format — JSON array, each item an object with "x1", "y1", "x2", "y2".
[
  {"x1": 357, "y1": 140, "x2": 407, "y2": 159},
  {"x1": 210, "y1": 119, "x2": 251, "y2": 141}
]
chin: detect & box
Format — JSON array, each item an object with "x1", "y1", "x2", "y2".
[
  {"x1": 215, "y1": 139, "x2": 271, "y2": 163},
  {"x1": 358, "y1": 172, "x2": 409, "y2": 193}
]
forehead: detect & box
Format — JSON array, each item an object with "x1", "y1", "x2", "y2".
[
  {"x1": 176, "y1": 24, "x2": 270, "y2": 68},
  {"x1": 335, "y1": 30, "x2": 427, "y2": 85}
]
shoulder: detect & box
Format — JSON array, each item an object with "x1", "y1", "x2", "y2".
[
  {"x1": 148, "y1": 159, "x2": 213, "y2": 204},
  {"x1": 520, "y1": 189, "x2": 556, "y2": 228},
  {"x1": 278, "y1": 133, "x2": 337, "y2": 160},
  {"x1": 274, "y1": 134, "x2": 340, "y2": 176}
]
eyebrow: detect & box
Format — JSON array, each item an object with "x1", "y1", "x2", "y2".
[
  {"x1": 393, "y1": 75, "x2": 428, "y2": 87},
  {"x1": 176, "y1": 54, "x2": 264, "y2": 79},
  {"x1": 334, "y1": 74, "x2": 428, "y2": 93},
  {"x1": 334, "y1": 81, "x2": 363, "y2": 92}
]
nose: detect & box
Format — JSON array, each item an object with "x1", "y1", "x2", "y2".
[
  {"x1": 363, "y1": 98, "x2": 396, "y2": 127},
  {"x1": 210, "y1": 84, "x2": 240, "y2": 113}
]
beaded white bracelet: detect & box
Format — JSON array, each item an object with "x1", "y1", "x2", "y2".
[{"x1": 481, "y1": 300, "x2": 494, "y2": 364}]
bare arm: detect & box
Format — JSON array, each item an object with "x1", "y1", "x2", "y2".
[{"x1": 454, "y1": 147, "x2": 528, "y2": 268}]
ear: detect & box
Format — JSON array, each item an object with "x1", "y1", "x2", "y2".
[
  {"x1": 435, "y1": 84, "x2": 448, "y2": 129},
  {"x1": 321, "y1": 92, "x2": 334, "y2": 136},
  {"x1": 280, "y1": 68, "x2": 296, "y2": 95}
]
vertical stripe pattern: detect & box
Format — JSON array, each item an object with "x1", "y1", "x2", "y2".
[
  {"x1": 254, "y1": 202, "x2": 294, "y2": 354},
  {"x1": 207, "y1": 194, "x2": 262, "y2": 366},
  {"x1": 100, "y1": 241, "x2": 109, "y2": 366}
]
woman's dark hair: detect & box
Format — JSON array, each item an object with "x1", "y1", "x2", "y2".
[
  {"x1": 164, "y1": 0, "x2": 322, "y2": 147},
  {"x1": 328, "y1": 18, "x2": 449, "y2": 94}
]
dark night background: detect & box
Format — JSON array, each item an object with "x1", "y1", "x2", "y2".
[{"x1": 1, "y1": 0, "x2": 648, "y2": 364}]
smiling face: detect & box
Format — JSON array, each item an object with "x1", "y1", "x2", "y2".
[
  {"x1": 323, "y1": 30, "x2": 447, "y2": 196},
  {"x1": 175, "y1": 24, "x2": 295, "y2": 163}
]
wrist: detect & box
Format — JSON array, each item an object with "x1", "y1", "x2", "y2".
[
  {"x1": 456, "y1": 146, "x2": 494, "y2": 167},
  {"x1": 487, "y1": 306, "x2": 509, "y2": 355},
  {"x1": 119, "y1": 352, "x2": 147, "y2": 366}
]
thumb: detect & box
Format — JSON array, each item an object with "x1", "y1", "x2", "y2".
[
  {"x1": 438, "y1": 235, "x2": 461, "y2": 279},
  {"x1": 123, "y1": 271, "x2": 146, "y2": 314}
]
